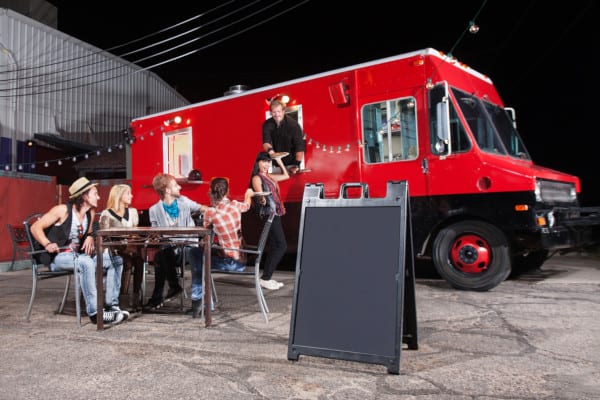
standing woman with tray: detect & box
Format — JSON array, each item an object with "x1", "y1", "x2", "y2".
[{"x1": 250, "y1": 151, "x2": 290, "y2": 290}]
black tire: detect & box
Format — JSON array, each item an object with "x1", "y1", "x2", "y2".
[{"x1": 432, "y1": 221, "x2": 511, "y2": 291}]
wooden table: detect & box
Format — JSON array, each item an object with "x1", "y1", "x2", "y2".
[{"x1": 95, "y1": 226, "x2": 212, "y2": 330}]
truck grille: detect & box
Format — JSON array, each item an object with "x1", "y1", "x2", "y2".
[{"x1": 535, "y1": 179, "x2": 576, "y2": 204}]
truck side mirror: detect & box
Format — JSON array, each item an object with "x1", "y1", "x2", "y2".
[{"x1": 436, "y1": 100, "x2": 450, "y2": 154}]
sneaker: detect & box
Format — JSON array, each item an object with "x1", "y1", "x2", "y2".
[
  {"x1": 260, "y1": 279, "x2": 280, "y2": 290},
  {"x1": 164, "y1": 285, "x2": 183, "y2": 302},
  {"x1": 144, "y1": 297, "x2": 163, "y2": 310},
  {"x1": 89, "y1": 310, "x2": 124, "y2": 325},
  {"x1": 186, "y1": 297, "x2": 216, "y2": 314},
  {"x1": 271, "y1": 280, "x2": 284, "y2": 288},
  {"x1": 106, "y1": 305, "x2": 130, "y2": 320},
  {"x1": 103, "y1": 310, "x2": 124, "y2": 324}
]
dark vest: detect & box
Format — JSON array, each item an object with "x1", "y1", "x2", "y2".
[{"x1": 36, "y1": 204, "x2": 92, "y2": 265}]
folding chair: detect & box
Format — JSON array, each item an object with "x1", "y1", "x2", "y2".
[
  {"x1": 23, "y1": 213, "x2": 83, "y2": 327},
  {"x1": 209, "y1": 211, "x2": 275, "y2": 323}
]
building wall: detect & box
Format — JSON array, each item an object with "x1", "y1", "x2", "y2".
[
  {"x1": 0, "y1": 0, "x2": 56, "y2": 28},
  {"x1": 0, "y1": 7, "x2": 189, "y2": 170}
]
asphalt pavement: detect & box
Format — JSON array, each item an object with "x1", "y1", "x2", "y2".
[{"x1": 1, "y1": 253, "x2": 599, "y2": 399}]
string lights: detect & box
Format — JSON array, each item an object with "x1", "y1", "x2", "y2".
[
  {"x1": 128, "y1": 125, "x2": 357, "y2": 165},
  {"x1": 1, "y1": 120, "x2": 366, "y2": 172},
  {"x1": 0, "y1": 140, "x2": 132, "y2": 172}
]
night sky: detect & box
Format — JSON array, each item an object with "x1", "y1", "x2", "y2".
[{"x1": 48, "y1": 0, "x2": 599, "y2": 205}]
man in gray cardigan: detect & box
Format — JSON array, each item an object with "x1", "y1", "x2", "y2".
[{"x1": 146, "y1": 173, "x2": 208, "y2": 311}]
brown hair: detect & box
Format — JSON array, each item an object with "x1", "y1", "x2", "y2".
[
  {"x1": 152, "y1": 173, "x2": 176, "y2": 199},
  {"x1": 209, "y1": 177, "x2": 229, "y2": 205},
  {"x1": 269, "y1": 99, "x2": 286, "y2": 112}
]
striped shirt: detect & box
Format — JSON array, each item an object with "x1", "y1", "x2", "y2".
[{"x1": 203, "y1": 198, "x2": 250, "y2": 260}]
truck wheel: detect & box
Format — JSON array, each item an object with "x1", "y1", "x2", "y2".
[{"x1": 432, "y1": 221, "x2": 511, "y2": 291}]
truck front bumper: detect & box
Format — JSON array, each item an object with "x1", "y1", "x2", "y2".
[{"x1": 540, "y1": 206, "x2": 600, "y2": 250}]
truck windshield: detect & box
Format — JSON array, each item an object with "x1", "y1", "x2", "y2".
[{"x1": 451, "y1": 88, "x2": 531, "y2": 160}]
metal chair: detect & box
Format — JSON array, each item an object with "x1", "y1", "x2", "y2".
[
  {"x1": 7, "y1": 223, "x2": 30, "y2": 271},
  {"x1": 23, "y1": 213, "x2": 82, "y2": 326},
  {"x1": 209, "y1": 211, "x2": 275, "y2": 323}
]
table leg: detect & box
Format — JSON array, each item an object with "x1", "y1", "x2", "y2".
[
  {"x1": 96, "y1": 236, "x2": 104, "y2": 330},
  {"x1": 204, "y1": 238, "x2": 212, "y2": 327}
]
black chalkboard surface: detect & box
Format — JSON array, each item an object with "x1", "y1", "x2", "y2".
[{"x1": 287, "y1": 181, "x2": 417, "y2": 374}]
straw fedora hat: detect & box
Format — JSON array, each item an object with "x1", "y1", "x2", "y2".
[{"x1": 69, "y1": 177, "x2": 98, "y2": 199}]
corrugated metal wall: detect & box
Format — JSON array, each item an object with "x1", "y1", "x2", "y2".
[{"x1": 0, "y1": 8, "x2": 188, "y2": 150}]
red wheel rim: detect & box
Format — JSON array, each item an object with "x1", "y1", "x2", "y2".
[{"x1": 449, "y1": 234, "x2": 491, "y2": 274}]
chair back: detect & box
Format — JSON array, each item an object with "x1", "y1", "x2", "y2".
[
  {"x1": 208, "y1": 210, "x2": 276, "y2": 323},
  {"x1": 7, "y1": 223, "x2": 30, "y2": 269},
  {"x1": 254, "y1": 211, "x2": 276, "y2": 265},
  {"x1": 22, "y1": 213, "x2": 44, "y2": 265},
  {"x1": 7, "y1": 223, "x2": 28, "y2": 247}
]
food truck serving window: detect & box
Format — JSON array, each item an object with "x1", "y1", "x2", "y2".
[{"x1": 163, "y1": 128, "x2": 193, "y2": 178}]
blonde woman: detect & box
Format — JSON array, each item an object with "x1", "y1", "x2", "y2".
[{"x1": 99, "y1": 184, "x2": 143, "y2": 310}]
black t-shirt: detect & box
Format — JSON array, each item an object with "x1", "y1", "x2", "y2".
[{"x1": 262, "y1": 115, "x2": 306, "y2": 166}]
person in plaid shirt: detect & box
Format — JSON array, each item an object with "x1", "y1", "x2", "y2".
[{"x1": 203, "y1": 178, "x2": 254, "y2": 269}]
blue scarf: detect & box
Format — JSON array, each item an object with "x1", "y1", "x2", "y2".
[{"x1": 162, "y1": 199, "x2": 179, "y2": 219}]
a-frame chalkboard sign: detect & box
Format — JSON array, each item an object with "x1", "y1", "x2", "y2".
[{"x1": 287, "y1": 181, "x2": 418, "y2": 374}]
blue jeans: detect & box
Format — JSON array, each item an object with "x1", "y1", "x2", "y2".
[
  {"x1": 50, "y1": 251, "x2": 123, "y2": 317},
  {"x1": 211, "y1": 255, "x2": 246, "y2": 272},
  {"x1": 184, "y1": 246, "x2": 205, "y2": 301}
]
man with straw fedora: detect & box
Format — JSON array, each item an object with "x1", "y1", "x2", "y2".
[{"x1": 31, "y1": 177, "x2": 127, "y2": 325}]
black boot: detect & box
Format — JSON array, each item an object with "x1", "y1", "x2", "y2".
[{"x1": 192, "y1": 299, "x2": 202, "y2": 318}]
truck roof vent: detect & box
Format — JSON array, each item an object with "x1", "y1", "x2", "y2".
[{"x1": 224, "y1": 85, "x2": 249, "y2": 96}]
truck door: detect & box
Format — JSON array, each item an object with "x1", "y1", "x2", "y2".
[
  {"x1": 425, "y1": 83, "x2": 483, "y2": 198},
  {"x1": 360, "y1": 93, "x2": 426, "y2": 197}
]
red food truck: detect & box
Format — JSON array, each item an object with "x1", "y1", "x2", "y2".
[{"x1": 129, "y1": 48, "x2": 600, "y2": 291}]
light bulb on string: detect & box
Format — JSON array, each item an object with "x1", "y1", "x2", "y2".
[
  {"x1": 57, "y1": 160, "x2": 63, "y2": 166},
  {"x1": 468, "y1": 21, "x2": 479, "y2": 34},
  {"x1": 107, "y1": 147, "x2": 112, "y2": 153},
  {"x1": 31, "y1": 163, "x2": 35, "y2": 170},
  {"x1": 118, "y1": 143, "x2": 123, "y2": 149},
  {"x1": 72, "y1": 156, "x2": 77, "y2": 162},
  {"x1": 4, "y1": 165, "x2": 9, "y2": 171},
  {"x1": 96, "y1": 150, "x2": 101, "y2": 156},
  {"x1": 84, "y1": 153, "x2": 89, "y2": 159},
  {"x1": 44, "y1": 161, "x2": 49, "y2": 167},
  {"x1": 18, "y1": 164, "x2": 23, "y2": 171}
]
